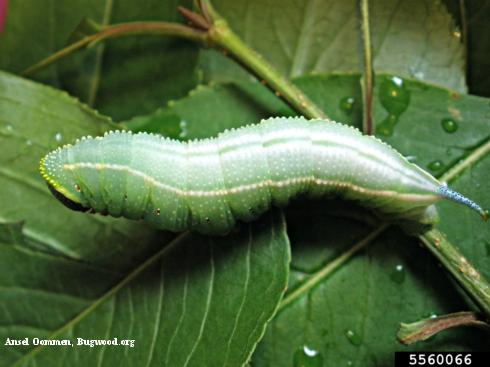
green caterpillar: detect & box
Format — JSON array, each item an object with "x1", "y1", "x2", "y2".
[{"x1": 40, "y1": 117, "x2": 486, "y2": 235}]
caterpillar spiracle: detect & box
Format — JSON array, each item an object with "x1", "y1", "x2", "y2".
[{"x1": 40, "y1": 117, "x2": 487, "y2": 235}]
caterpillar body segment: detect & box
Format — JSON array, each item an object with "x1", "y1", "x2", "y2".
[{"x1": 40, "y1": 117, "x2": 485, "y2": 235}]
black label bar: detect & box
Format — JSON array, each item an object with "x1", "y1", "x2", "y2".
[{"x1": 395, "y1": 352, "x2": 488, "y2": 367}]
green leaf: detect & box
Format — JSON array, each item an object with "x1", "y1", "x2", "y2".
[
  {"x1": 0, "y1": 72, "x2": 291, "y2": 366},
  {"x1": 201, "y1": 0, "x2": 465, "y2": 91},
  {"x1": 1, "y1": 211, "x2": 290, "y2": 367},
  {"x1": 0, "y1": 0, "x2": 199, "y2": 120}
]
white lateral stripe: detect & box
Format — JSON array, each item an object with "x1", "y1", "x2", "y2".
[{"x1": 62, "y1": 162, "x2": 438, "y2": 203}]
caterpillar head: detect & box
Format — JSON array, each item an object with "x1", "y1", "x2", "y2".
[
  {"x1": 46, "y1": 181, "x2": 87, "y2": 212},
  {"x1": 39, "y1": 149, "x2": 89, "y2": 212}
]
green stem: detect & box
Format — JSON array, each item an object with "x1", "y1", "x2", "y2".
[
  {"x1": 359, "y1": 0, "x2": 374, "y2": 135},
  {"x1": 207, "y1": 19, "x2": 327, "y2": 119},
  {"x1": 197, "y1": 0, "x2": 326, "y2": 119},
  {"x1": 22, "y1": 22, "x2": 208, "y2": 76},
  {"x1": 420, "y1": 229, "x2": 490, "y2": 319}
]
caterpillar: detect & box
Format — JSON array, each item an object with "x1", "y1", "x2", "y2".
[{"x1": 40, "y1": 117, "x2": 486, "y2": 235}]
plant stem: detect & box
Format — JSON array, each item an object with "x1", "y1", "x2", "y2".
[
  {"x1": 22, "y1": 22, "x2": 209, "y2": 76},
  {"x1": 420, "y1": 228, "x2": 490, "y2": 319},
  {"x1": 359, "y1": 0, "x2": 374, "y2": 135},
  {"x1": 207, "y1": 19, "x2": 327, "y2": 120},
  {"x1": 190, "y1": 0, "x2": 326, "y2": 119}
]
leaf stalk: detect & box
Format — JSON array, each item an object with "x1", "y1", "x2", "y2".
[{"x1": 22, "y1": 22, "x2": 210, "y2": 76}]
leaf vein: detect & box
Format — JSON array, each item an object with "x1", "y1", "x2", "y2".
[
  {"x1": 145, "y1": 260, "x2": 165, "y2": 367},
  {"x1": 182, "y1": 242, "x2": 215, "y2": 367},
  {"x1": 223, "y1": 225, "x2": 252, "y2": 365}
]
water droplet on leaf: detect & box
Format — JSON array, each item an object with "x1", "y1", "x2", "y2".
[
  {"x1": 441, "y1": 118, "x2": 458, "y2": 133},
  {"x1": 390, "y1": 264, "x2": 406, "y2": 284},
  {"x1": 339, "y1": 96, "x2": 355, "y2": 114},
  {"x1": 345, "y1": 329, "x2": 362, "y2": 346},
  {"x1": 376, "y1": 115, "x2": 397, "y2": 136},
  {"x1": 293, "y1": 345, "x2": 324, "y2": 367},
  {"x1": 379, "y1": 76, "x2": 410, "y2": 116},
  {"x1": 377, "y1": 76, "x2": 410, "y2": 136},
  {"x1": 1, "y1": 123, "x2": 13, "y2": 135},
  {"x1": 428, "y1": 160, "x2": 444, "y2": 172},
  {"x1": 54, "y1": 132, "x2": 63, "y2": 142},
  {"x1": 420, "y1": 311, "x2": 438, "y2": 319}
]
